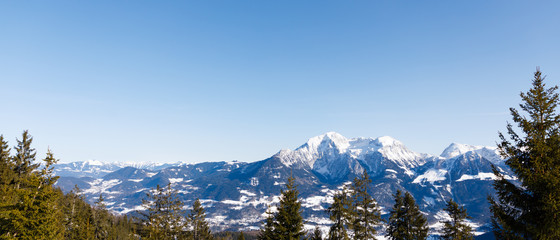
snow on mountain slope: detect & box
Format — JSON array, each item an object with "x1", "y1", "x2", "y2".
[
  {"x1": 274, "y1": 132, "x2": 428, "y2": 179},
  {"x1": 440, "y1": 143, "x2": 502, "y2": 165}
]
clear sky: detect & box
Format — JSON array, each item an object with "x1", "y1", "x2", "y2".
[{"x1": 1, "y1": 1, "x2": 559, "y2": 163}]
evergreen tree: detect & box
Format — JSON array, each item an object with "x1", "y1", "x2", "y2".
[
  {"x1": 386, "y1": 190, "x2": 428, "y2": 240},
  {"x1": 327, "y1": 190, "x2": 350, "y2": 240},
  {"x1": 273, "y1": 176, "x2": 306, "y2": 240},
  {"x1": 489, "y1": 68, "x2": 560, "y2": 239},
  {"x1": 94, "y1": 193, "x2": 112, "y2": 240},
  {"x1": 309, "y1": 226, "x2": 323, "y2": 240},
  {"x1": 440, "y1": 199, "x2": 473, "y2": 240},
  {"x1": 3, "y1": 149, "x2": 65, "y2": 239},
  {"x1": 141, "y1": 184, "x2": 187, "y2": 240},
  {"x1": 237, "y1": 232, "x2": 246, "y2": 240},
  {"x1": 61, "y1": 185, "x2": 95, "y2": 240},
  {"x1": 12, "y1": 130, "x2": 39, "y2": 190},
  {"x1": 348, "y1": 172, "x2": 381, "y2": 240},
  {"x1": 258, "y1": 206, "x2": 276, "y2": 240},
  {"x1": 0, "y1": 135, "x2": 12, "y2": 187},
  {"x1": 188, "y1": 198, "x2": 213, "y2": 240},
  {"x1": 0, "y1": 135, "x2": 14, "y2": 235}
]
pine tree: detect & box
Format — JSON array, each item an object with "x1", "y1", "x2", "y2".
[
  {"x1": 0, "y1": 135, "x2": 12, "y2": 187},
  {"x1": 440, "y1": 199, "x2": 473, "y2": 240},
  {"x1": 386, "y1": 190, "x2": 428, "y2": 240},
  {"x1": 141, "y1": 184, "x2": 187, "y2": 240},
  {"x1": 258, "y1": 206, "x2": 276, "y2": 240},
  {"x1": 0, "y1": 135, "x2": 14, "y2": 236},
  {"x1": 489, "y1": 68, "x2": 560, "y2": 239},
  {"x1": 12, "y1": 130, "x2": 39, "y2": 190},
  {"x1": 327, "y1": 190, "x2": 350, "y2": 240},
  {"x1": 237, "y1": 232, "x2": 246, "y2": 240},
  {"x1": 310, "y1": 226, "x2": 323, "y2": 240},
  {"x1": 188, "y1": 198, "x2": 213, "y2": 240},
  {"x1": 61, "y1": 185, "x2": 95, "y2": 240},
  {"x1": 94, "y1": 193, "x2": 112, "y2": 240},
  {"x1": 3, "y1": 149, "x2": 65, "y2": 239},
  {"x1": 273, "y1": 176, "x2": 306, "y2": 240},
  {"x1": 348, "y1": 172, "x2": 381, "y2": 240}
]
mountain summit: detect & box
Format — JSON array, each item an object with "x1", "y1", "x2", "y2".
[{"x1": 55, "y1": 132, "x2": 509, "y2": 234}]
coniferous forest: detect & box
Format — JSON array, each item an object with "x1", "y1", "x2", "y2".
[{"x1": 1, "y1": 69, "x2": 560, "y2": 239}]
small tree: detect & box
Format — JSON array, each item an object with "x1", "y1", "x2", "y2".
[
  {"x1": 237, "y1": 231, "x2": 246, "y2": 240},
  {"x1": 94, "y1": 193, "x2": 112, "y2": 240},
  {"x1": 310, "y1": 226, "x2": 323, "y2": 240},
  {"x1": 327, "y1": 190, "x2": 350, "y2": 240},
  {"x1": 348, "y1": 172, "x2": 381, "y2": 240},
  {"x1": 188, "y1": 198, "x2": 213, "y2": 240},
  {"x1": 386, "y1": 190, "x2": 428, "y2": 240},
  {"x1": 273, "y1": 176, "x2": 306, "y2": 240},
  {"x1": 140, "y1": 184, "x2": 186, "y2": 240},
  {"x1": 440, "y1": 199, "x2": 473, "y2": 240},
  {"x1": 258, "y1": 206, "x2": 276, "y2": 240}
]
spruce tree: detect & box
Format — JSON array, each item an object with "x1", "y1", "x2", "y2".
[
  {"x1": 273, "y1": 176, "x2": 306, "y2": 240},
  {"x1": 4, "y1": 149, "x2": 65, "y2": 239},
  {"x1": 94, "y1": 193, "x2": 112, "y2": 240},
  {"x1": 386, "y1": 190, "x2": 428, "y2": 240},
  {"x1": 237, "y1": 232, "x2": 246, "y2": 240},
  {"x1": 61, "y1": 185, "x2": 96, "y2": 240},
  {"x1": 327, "y1": 190, "x2": 350, "y2": 240},
  {"x1": 440, "y1": 199, "x2": 473, "y2": 240},
  {"x1": 12, "y1": 130, "x2": 39, "y2": 190},
  {"x1": 258, "y1": 206, "x2": 276, "y2": 240},
  {"x1": 348, "y1": 172, "x2": 381, "y2": 240},
  {"x1": 0, "y1": 135, "x2": 12, "y2": 187},
  {"x1": 188, "y1": 198, "x2": 213, "y2": 240},
  {"x1": 489, "y1": 68, "x2": 560, "y2": 239},
  {"x1": 310, "y1": 226, "x2": 323, "y2": 240},
  {"x1": 0, "y1": 135, "x2": 14, "y2": 235},
  {"x1": 141, "y1": 184, "x2": 187, "y2": 240}
]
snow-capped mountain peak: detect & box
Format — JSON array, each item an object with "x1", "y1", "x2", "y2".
[
  {"x1": 273, "y1": 132, "x2": 428, "y2": 178},
  {"x1": 440, "y1": 143, "x2": 502, "y2": 165},
  {"x1": 375, "y1": 136, "x2": 400, "y2": 146},
  {"x1": 304, "y1": 132, "x2": 350, "y2": 153},
  {"x1": 440, "y1": 143, "x2": 483, "y2": 159}
]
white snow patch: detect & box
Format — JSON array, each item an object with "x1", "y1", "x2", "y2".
[
  {"x1": 413, "y1": 169, "x2": 448, "y2": 184},
  {"x1": 169, "y1": 178, "x2": 183, "y2": 183},
  {"x1": 456, "y1": 172, "x2": 497, "y2": 182}
]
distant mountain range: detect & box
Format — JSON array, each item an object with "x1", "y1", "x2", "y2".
[{"x1": 54, "y1": 132, "x2": 512, "y2": 236}]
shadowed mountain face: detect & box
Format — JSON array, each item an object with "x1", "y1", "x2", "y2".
[{"x1": 55, "y1": 132, "x2": 512, "y2": 234}]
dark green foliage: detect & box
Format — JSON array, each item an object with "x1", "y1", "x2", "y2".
[
  {"x1": 273, "y1": 176, "x2": 306, "y2": 240},
  {"x1": 188, "y1": 198, "x2": 213, "y2": 240},
  {"x1": 490, "y1": 68, "x2": 560, "y2": 239},
  {"x1": 309, "y1": 226, "x2": 323, "y2": 240},
  {"x1": 12, "y1": 130, "x2": 39, "y2": 190},
  {"x1": 327, "y1": 190, "x2": 350, "y2": 240},
  {"x1": 258, "y1": 207, "x2": 276, "y2": 240},
  {"x1": 0, "y1": 135, "x2": 13, "y2": 187},
  {"x1": 0, "y1": 131, "x2": 138, "y2": 240},
  {"x1": 348, "y1": 172, "x2": 381, "y2": 240},
  {"x1": 386, "y1": 190, "x2": 428, "y2": 240},
  {"x1": 440, "y1": 199, "x2": 473, "y2": 240},
  {"x1": 140, "y1": 184, "x2": 187, "y2": 240},
  {"x1": 237, "y1": 232, "x2": 246, "y2": 240},
  {"x1": 61, "y1": 185, "x2": 95, "y2": 240},
  {"x1": 94, "y1": 194, "x2": 112, "y2": 239},
  {"x1": 1, "y1": 146, "x2": 65, "y2": 239}
]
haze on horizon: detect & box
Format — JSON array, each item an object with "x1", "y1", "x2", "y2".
[{"x1": 1, "y1": 1, "x2": 559, "y2": 163}]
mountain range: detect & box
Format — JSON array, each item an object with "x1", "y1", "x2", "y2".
[{"x1": 54, "y1": 132, "x2": 512, "y2": 236}]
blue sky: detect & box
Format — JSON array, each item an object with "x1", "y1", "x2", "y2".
[{"x1": 1, "y1": 1, "x2": 559, "y2": 163}]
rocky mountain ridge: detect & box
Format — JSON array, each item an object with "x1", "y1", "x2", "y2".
[{"x1": 54, "y1": 132, "x2": 510, "y2": 235}]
